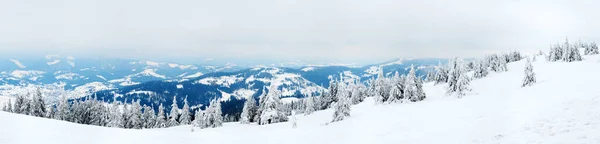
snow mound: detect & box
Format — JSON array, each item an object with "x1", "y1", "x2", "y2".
[{"x1": 10, "y1": 70, "x2": 45, "y2": 79}]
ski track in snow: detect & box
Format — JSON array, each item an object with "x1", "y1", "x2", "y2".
[{"x1": 1, "y1": 55, "x2": 600, "y2": 144}]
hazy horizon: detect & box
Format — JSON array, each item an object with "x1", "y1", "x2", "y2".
[{"x1": 2, "y1": 0, "x2": 599, "y2": 64}]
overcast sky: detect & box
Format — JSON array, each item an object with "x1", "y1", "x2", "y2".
[{"x1": 1, "y1": 0, "x2": 599, "y2": 64}]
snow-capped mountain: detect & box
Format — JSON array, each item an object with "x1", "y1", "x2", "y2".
[{"x1": 1, "y1": 56, "x2": 444, "y2": 117}]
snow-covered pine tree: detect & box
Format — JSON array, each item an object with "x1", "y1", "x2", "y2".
[
  {"x1": 472, "y1": 60, "x2": 489, "y2": 79},
  {"x1": 167, "y1": 96, "x2": 180, "y2": 127},
  {"x1": 107, "y1": 101, "x2": 122, "y2": 128},
  {"x1": 447, "y1": 58, "x2": 471, "y2": 97},
  {"x1": 203, "y1": 98, "x2": 223, "y2": 128},
  {"x1": 414, "y1": 75, "x2": 426, "y2": 101},
  {"x1": 304, "y1": 94, "x2": 316, "y2": 115},
  {"x1": 240, "y1": 95, "x2": 258, "y2": 124},
  {"x1": 322, "y1": 79, "x2": 339, "y2": 109},
  {"x1": 55, "y1": 95, "x2": 70, "y2": 121},
  {"x1": 155, "y1": 103, "x2": 167, "y2": 128},
  {"x1": 30, "y1": 88, "x2": 46, "y2": 117},
  {"x1": 193, "y1": 109, "x2": 205, "y2": 128},
  {"x1": 2, "y1": 100, "x2": 9, "y2": 112},
  {"x1": 585, "y1": 42, "x2": 599, "y2": 55},
  {"x1": 179, "y1": 96, "x2": 191, "y2": 125},
  {"x1": 388, "y1": 85, "x2": 402, "y2": 103},
  {"x1": 331, "y1": 87, "x2": 351, "y2": 123},
  {"x1": 291, "y1": 110, "x2": 297, "y2": 128},
  {"x1": 350, "y1": 82, "x2": 366, "y2": 104},
  {"x1": 434, "y1": 61, "x2": 449, "y2": 85},
  {"x1": 129, "y1": 99, "x2": 143, "y2": 129},
  {"x1": 522, "y1": 58, "x2": 536, "y2": 87},
  {"x1": 46, "y1": 104, "x2": 56, "y2": 118},
  {"x1": 257, "y1": 85, "x2": 288, "y2": 125},
  {"x1": 142, "y1": 105, "x2": 156, "y2": 128},
  {"x1": 4, "y1": 99, "x2": 12, "y2": 112}
]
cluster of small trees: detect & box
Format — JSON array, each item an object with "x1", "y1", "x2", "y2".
[
  {"x1": 370, "y1": 65, "x2": 427, "y2": 104},
  {"x1": 431, "y1": 51, "x2": 524, "y2": 97},
  {"x1": 2, "y1": 92, "x2": 224, "y2": 129},
  {"x1": 547, "y1": 39, "x2": 584, "y2": 62}
]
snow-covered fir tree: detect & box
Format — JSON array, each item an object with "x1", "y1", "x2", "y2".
[
  {"x1": 522, "y1": 58, "x2": 536, "y2": 87},
  {"x1": 107, "y1": 101, "x2": 122, "y2": 128},
  {"x1": 331, "y1": 86, "x2": 351, "y2": 123},
  {"x1": 304, "y1": 94, "x2": 316, "y2": 115},
  {"x1": 30, "y1": 88, "x2": 46, "y2": 117},
  {"x1": 129, "y1": 100, "x2": 143, "y2": 129},
  {"x1": 55, "y1": 95, "x2": 70, "y2": 121},
  {"x1": 240, "y1": 95, "x2": 258, "y2": 124},
  {"x1": 3, "y1": 99, "x2": 12, "y2": 112},
  {"x1": 472, "y1": 60, "x2": 489, "y2": 79},
  {"x1": 434, "y1": 61, "x2": 449, "y2": 85},
  {"x1": 202, "y1": 98, "x2": 223, "y2": 128},
  {"x1": 257, "y1": 85, "x2": 288, "y2": 125},
  {"x1": 142, "y1": 105, "x2": 156, "y2": 128},
  {"x1": 584, "y1": 42, "x2": 599, "y2": 55},
  {"x1": 447, "y1": 58, "x2": 471, "y2": 97},
  {"x1": 179, "y1": 96, "x2": 191, "y2": 125},
  {"x1": 291, "y1": 110, "x2": 297, "y2": 128},
  {"x1": 155, "y1": 103, "x2": 167, "y2": 128},
  {"x1": 167, "y1": 96, "x2": 180, "y2": 127},
  {"x1": 193, "y1": 109, "x2": 205, "y2": 127}
]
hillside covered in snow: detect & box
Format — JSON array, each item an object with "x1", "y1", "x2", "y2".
[{"x1": 2, "y1": 47, "x2": 599, "y2": 144}]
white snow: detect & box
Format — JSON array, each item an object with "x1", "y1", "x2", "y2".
[
  {"x1": 176, "y1": 84, "x2": 184, "y2": 89},
  {"x1": 96, "y1": 75, "x2": 107, "y2": 81},
  {"x1": 67, "y1": 82, "x2": 112, "y2": 98},
  {"x1": 47, "y1": 59, "x2": 61, "y2": 65},
  {"x1": 125, "y1": 90, "x2": 156, "y2": 96},
  {"x1": 364, "y1": 66, "x2": 380, "y2": 76},
  {"x1": 66, "y1": 56, "x2": 75, "y2": 60},
  {"x1": 145, "y1": 61, "x2": 160, "y2": 67},
  {"x1": 1, "y1": 55, "x2": 600, "y2": 144},
  {"x1": 67, "y1": 61, "x2": 75, "y2": 67},
  {"x1": 137, "y1": 69, "x2": 166, "y2": 79},
  {"x1": 55, "y1": 73, "x2": 82, "y2": 80},
  {"x1": 10, "y1": 70, "x2": 45, "y2": 79},
  {"x1": 196, "y1": 76, "x2": 243, "y2": 87},
  {"x1": 301, "y1": 67, "x2": 315, "y2": 72},
  {"x1": 182, "y1": 72, "x2": 203, "y2": 79},
  {"x1": 9, "y1": 59, "x2": 26, "y2": 68}
]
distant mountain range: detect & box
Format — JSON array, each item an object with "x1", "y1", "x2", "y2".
[{"x1": 0, "y1": 55, "x2": 447, "y2": 115}]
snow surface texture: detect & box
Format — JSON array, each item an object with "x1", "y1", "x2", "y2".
[{"x1": 1, "y1": 55, "x2": 600, "y2": 144}]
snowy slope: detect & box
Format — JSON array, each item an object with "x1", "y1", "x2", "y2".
[{"x1": 2, "y1": 55, "x2": 600, "y2": 144}]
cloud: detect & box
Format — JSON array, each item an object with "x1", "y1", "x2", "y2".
[{"x1": 0, "y1": 0, "x2": 598, "y2": 62}]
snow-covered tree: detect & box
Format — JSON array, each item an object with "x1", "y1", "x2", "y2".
[
  {"x1": 257, "y1": 85, "x2": 288, "y2": 125},
  {"x1": 388, "y1": 85, "x2": 402, "y2": 103},
  {"x1": 304, "y1": 95, "x2": 316, "y2": 115},
  {"x1": 45, "y1": 104, "x2": 56, "y2": 118},
  {"x1": 472, "y1": 60, "x2": 489, "y2": 79},
  {"x1": 522, "y1": 58, "x2": 536, "y2": 87},
  {"x1": 55, "y1": 95, "x2": 70, "y2": 121},
  {"x1": 142, "y1": 105, "x2": 156, "y2": 128},
  {"x1": 291, "y1": 111, "x2": 297, "y2": 128},
  {"x1": 167, "y1": 96, "x2": 180, "y2": 127},
  {"x1": 240, "y1": 95, "x2": 258, "y2": 124},
  {"x1": 129, "y1": 99, "x2": 143, "y2": 129},
  {"x1": 350, "y1": 83, "x2": 367, "y2": 104},
  {"x1": 107, "y1": 101, "x2": 122, "y2": 128},
  {"x1": 585, "y1": 42, "x2": 599, "y2": 55},
  {"x1": 179, "y1": 96, "x2": 191, "y2": 125},
  {"x1": 202, "y1": 98, "x2": 223, "y2": 128},
  {"x1": 434, "y1": 61, "x2": 449, "y2": 85},
  {"x1": 155, "y1": 103, "x2": 167, "y2": 128},
  {"x1": 331, "y1": 87, "x2": 351, "y2": 123},
  {"x1": 30, "y1": 88, "x2": 46, "y2": 117},
  {"x1": 3, "y1": 99, "x2": 12, "y2": 112},
  {"x1": 446, "y1": 58, "x2": 471, "y2": 97},
  {"x1": 193, "y1": 109, "x2": 205, "y2": 127}
]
